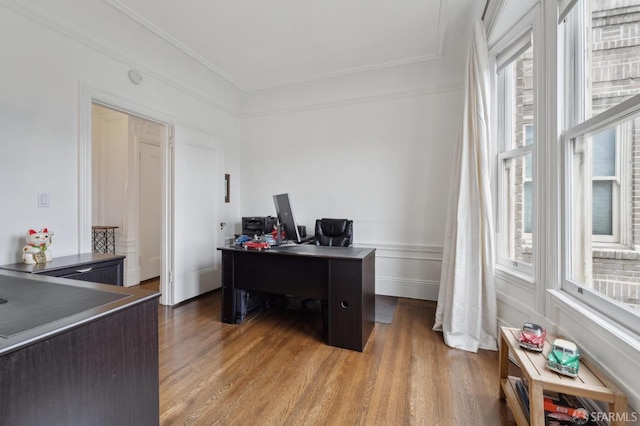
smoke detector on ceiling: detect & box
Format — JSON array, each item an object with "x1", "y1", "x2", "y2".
[{"x1": 128, "y1": 69, "x2": 143, "y2": 85}]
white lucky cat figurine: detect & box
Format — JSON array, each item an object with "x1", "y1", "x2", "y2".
[{"x1": 22, "y1": 228, "x2": 54, "y2": 264}]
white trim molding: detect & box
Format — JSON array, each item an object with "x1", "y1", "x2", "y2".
[
  {"x1": 78, "y1": 83, "x2": 175, "y2": 306},
  {"x1": 0, "y1": 0, "x2": 238, "y2": 116},
  {"x1": 355, "y1": 243, "x2": 443, "y2": 300},
  {"x1": 241, "y1": 84, "x2": 463, "y2": 119},
  {"x1": 549, "y1": 289, "x2": 640, "y2": 412},
  {"x1": 376, "y1": 276, "x2": 440, "y2": 300},
  {"x1": 102, "y1": 0, "x2": 448, "y2": 93},
  {"x1": 358, "y1": 242, "x2": 444, "y2": 260}
]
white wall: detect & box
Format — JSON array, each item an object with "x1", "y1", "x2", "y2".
[
  {"x1": 0, "y1": 0, "x2": 477, "y2": 303},
  {"x1": 0, "y1": 1, "x2": 242, "y2": 283},
  {"x1": 241, "y1": 85, "x2": 463, "y2": 299},
  {"x1": 237, "y1": 0, "x2": 481, "y2": 299}
]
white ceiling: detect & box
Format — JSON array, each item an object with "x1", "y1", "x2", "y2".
[{"x1": 104, "y1": 0, "x2": 479, "y2": 92}]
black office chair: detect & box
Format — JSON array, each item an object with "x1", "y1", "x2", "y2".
[{"x1": 314, "y1": 218, "x2": 353, "y2": 247}]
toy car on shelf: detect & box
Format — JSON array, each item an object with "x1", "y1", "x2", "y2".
[
  {"x1": 518, "y1": 322, "x2": 546, "y2": 352},
  {"x1": 544, "y1": 397, "x2": 588, "y2": 422},
  {"x1": 547, "y1": 338, "x2": 580, "y2": 377}
]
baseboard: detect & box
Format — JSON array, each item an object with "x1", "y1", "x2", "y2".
[{"x1": 376, "y1": 276, "x2": 439, "y2": 300}]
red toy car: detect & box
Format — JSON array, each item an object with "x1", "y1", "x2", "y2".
[
  {"x1": 518, "y1": 322, "x2": 546, "y2": 352},
  {"x1": 544, "y1": 397, "x2": 588, "y2": 422},
  {"x1": 243, "y1": 241, "x2": 271, "y2": 250}
]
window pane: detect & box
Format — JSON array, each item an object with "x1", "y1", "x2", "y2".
[
  {"x1": 504, "y1": 45, "x2": 534, "y2": 151},
  {"x1": 498, "y1": 37, "x2": 534, "y2": 270},
  {"x1": 566, "y1": 0, "x2": 640, "y2": 121},
  {"x1": 503, "y1": 153, "x2": 533, "y2": 264},
  {"x1": 591, "y1": 0, "x2": 640, "y2": 116},
  {"x1": 525, "y1": 125, "x2": 534, "y2": 146},
  {"x1": 568, "y1": 113, "x2": 639, "y2": 313},
  {"x1": 592, "y1": 128, "x2": 615, "y2": 176},
  {"x1": 524, "y1": 181, "x2": 533, "y2": 233},
  {"x1": 592, "y1": 180, "x2": 613, "y2": 235}
]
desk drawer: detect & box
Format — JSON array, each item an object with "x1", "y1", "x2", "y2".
[
  {"x1": 0, "y1": 254, "x2": 125, "y2": 286},
  {"x1": 40, "y1": 263, "x2": 122, "y2": 285}
]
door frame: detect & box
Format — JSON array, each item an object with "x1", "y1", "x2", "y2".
[{"x1": 78, "y1": 83, "x2": 174, "y2": 305}]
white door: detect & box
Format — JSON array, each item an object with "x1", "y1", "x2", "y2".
[
  {"x1": 171, "y1": 126, "x2": 222, "y2": 304},
  {"x1": 139, "y1": 141, "x2": 162, "y2": 281}
]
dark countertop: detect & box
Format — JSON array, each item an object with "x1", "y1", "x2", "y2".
[
  {"x1": 0, "y1": 270, "x2": 159, "y2": 356},
  {"x1": 0, "y1": 253, "x2": 125, "y2": 274},
  {"x1": 218, "y1": 244, "x2": 375, "y2": 260}
]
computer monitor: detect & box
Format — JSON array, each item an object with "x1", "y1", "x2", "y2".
[{"x1": 273, "y1": 193, "x2": 302, "y2": 243}]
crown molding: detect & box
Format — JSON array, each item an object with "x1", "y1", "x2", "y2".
[
  {"x1": 102, "y1": 0, "x2": 248, "y2": 91},
  {"x1": 102, "y1": 0, "x2": 447, "y2": 93},
  {"x1": 240, "y1": 83, "x2": 462, "y2": 119},
  {"x1": 246, "y1": 54, "x2": 441, "y2": 92},
  {"x1": 3, "y1": 0, "x2": 457, "y2": 119},
  {"x1": 1, "y1": 0, "x2": 240, "y2": 117}
]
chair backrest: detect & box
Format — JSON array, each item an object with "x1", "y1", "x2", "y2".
[{"x1": 314, "y1": 218, "x2": 353, "y2": 247}]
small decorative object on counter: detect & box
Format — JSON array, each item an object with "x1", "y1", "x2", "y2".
[
  {"x1": 517, "y1": 322, "x2": 546, "y2": 352},
  {"x1": 547, "y1": 338, "x2": 581, "y2": 377},
  {"x1": 235, "y1": 234, "x2": 273, "y2": 250},
  {"x1": 234, "y1": 235, "x2": 251, "y2": 246},
  {"x1": 22, "y1": 228, "x2": 54, "y2": 264},
  {"x1": 242, "y1": 240, "x2": 271, "y2": 250}
]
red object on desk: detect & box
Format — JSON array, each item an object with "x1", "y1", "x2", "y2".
[{"x1": 243, "y1": 241, "x2": 270, "y2": 250}]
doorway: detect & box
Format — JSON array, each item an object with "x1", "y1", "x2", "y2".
[
  {"x1": 80, "y1": 83, "x2": 225, "y2": 306},
  {"x1": 91, "y1": 103, "x2": 165, "y2": 289},
  {"x1": 138, "y1": 140, "x2": 162, "y2": 281}
]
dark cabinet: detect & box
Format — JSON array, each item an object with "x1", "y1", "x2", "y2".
[
  {"x1": 0, "y1": 253, "x2": 125, "y2": 286},
  {"x1": 0, "y1": 272, "x2": 159, "y2": 425}
]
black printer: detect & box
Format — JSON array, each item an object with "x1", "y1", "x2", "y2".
[{"x1": 241, "y1": 216, "x2": 277, "y2": 237}]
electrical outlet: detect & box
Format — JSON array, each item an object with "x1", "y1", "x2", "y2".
[{"x1": 37, "y1": 193, "x2": 50, "y2": 208}]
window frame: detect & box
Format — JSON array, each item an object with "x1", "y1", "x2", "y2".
[
  {"x1": 523, "y1": 123, "x2": 534, "y2": 237},
  {"x1": 495, "y1": 28, "x2": 535, "y2": 277},
  {"x1": 562, "y1": 0, "x2": 635, "y2": 250},
  {"x1": 559, "y1": 0, "x2": 640, "y2": 336},
  {"x1": 562, "y1": 93, "x2": 640, "y2": 335}
]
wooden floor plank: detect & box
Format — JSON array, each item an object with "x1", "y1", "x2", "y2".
[{"x1": 156, "y1": 289, "x2": 516, "y2": 425}]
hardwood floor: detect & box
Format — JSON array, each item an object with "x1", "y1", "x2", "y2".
[
  {"x1": 139, "y1": 277, "x2": 160, "y2": 292},
  {"x1": 156, "y1": 290, "x2": 517, "y2": 425}
]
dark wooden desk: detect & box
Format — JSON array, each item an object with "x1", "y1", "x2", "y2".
[{"x1": 218, "y1": 245, "x2": 376, "y2": 352}]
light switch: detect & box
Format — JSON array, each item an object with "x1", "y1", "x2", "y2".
[{"x1": 38, "y1": 193, "x2": 50, "y2": 208}]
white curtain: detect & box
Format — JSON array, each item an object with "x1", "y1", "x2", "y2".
[{"x1": 432, "y1": 20, "x2": 497, "y2": 353}]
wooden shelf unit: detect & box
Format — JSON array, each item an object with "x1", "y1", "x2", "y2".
[{"x1": 499, "y1": 326, "x2": 628, "y2": 426}]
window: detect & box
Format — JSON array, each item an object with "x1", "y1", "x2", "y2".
[
  {"x1": 523, "y1": 125, "x2": 533, "y2": 234},
  {"x1": 562, "y1": 0, "x2": 640, "y2": 327},
  {"x1": 496, "y1": 31, "x2": 535, "y2": 274},
  {"x1": 590, "y1": 124, "x2": 632, "y2": 246}
]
